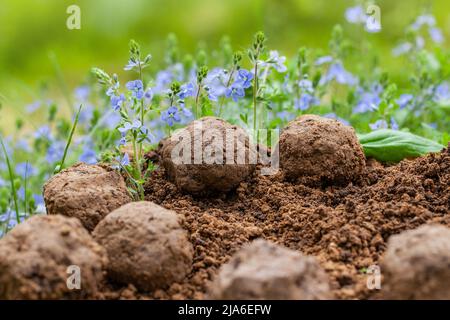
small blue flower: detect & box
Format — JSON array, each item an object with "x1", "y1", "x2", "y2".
[
  {"x1": 118, "y1": 119, "x2": 142, "y2": 135},
  {"x1": 74, "y1": 86, "x2": 90, "y2": 101},
  {"x1": 392, "y1": 42, "x2": 412, "y2": 56},
  {"x1": 315, "y1": 55, "x2": 333, "y2": 66},
  {"x1": 25, "y1": 101, "x2": 42, "y2": 113},
  {"x1": 323, "y1": 113, "x2": 350, "y2": 126},
  {"x1": 111, "y1": 94, "x2": 126, "y2": 111},
  {"x1": 182, "y1": 107, "x2": 193, "y2": 118},
  {"x1": 15, "y1": 162, "x2": 35, "y2": 178},
  {"x1": 345, "y1": 5, "x2": 366, "y2": 24},
  {"x1": 429, "y1": 27, "x2": 444, "y2": 44},
  {"x1": 46, "y1": 140, "x2": 65, "y2": 163},
  {"x1": 33, "y1": 194, "x2": 44, "y2": 207},
  {"x1": 411, "y1": 14, "x2": 436, "y2": 31},
  {"x1": 396, "y1": 94, "x2": 414, "y2": 109},
  {"x1": 126, "y1": 80, "x2": 144, "y2": 100},
  {"x1": 390, "y1": 117, "x2": 399, "y2": 130},
  {"x1": 298, "y1": 79, "x2": 314, "y2": 93},
  {"x1": 434, "y1": 83, "x2": 450, "y2": 104},
  {"x1": 178, "y1": 83, "x2": 195, "y2": 99},
  {"x1": 144, "y1": 89, "x2": 153, "y2": 102},
  {"x1": 225, "y1": 84, "x2": 245, "y2": 102},
  {"x1": 235, "y1": 69, "x2": 254, "y2": 89},
  {"x1": 294, "y1": 93, "x2": 320, "y2": 111},
  {"x1": 370, "y1": 119, "x2": 388, "y2": 130},
  {"x1": 124, "y1": 59, "x2": 140, "y2": 71},
  {"x1": 261, "y1": 51, "x2": 287, "y2": 73},
  {"x1": 353, "y1": 84, "x2": 383, "y2": 113},
  {"x1": 161, "y1": 106, "x2": 181, "y2": 126},
  {"x1": 319, "y1": 63, "x2": 357, "y2": 86},
  {"x1": 79, "y1": 148, "x2": 97, "y2": 164},
  {"x1": 34, "y1": 126, "x2": 52, "y2": 140},
  {"x1": 116, "y1": 153, "x2": 130, "y2": 167}
]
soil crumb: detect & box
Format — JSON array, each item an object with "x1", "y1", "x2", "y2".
[{"x1": 100, "y1": 146, "x2": 450, "y2": 300}]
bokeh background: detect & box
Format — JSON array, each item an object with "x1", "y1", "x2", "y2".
[{"x1": 1, "y1": 0, "x2": 449, "y2": 129}]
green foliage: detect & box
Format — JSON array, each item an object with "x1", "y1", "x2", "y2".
[{"x1": 358, "y1": 129, "x2": 445, "y2": 162}]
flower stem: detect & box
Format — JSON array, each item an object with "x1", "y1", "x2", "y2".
[
  {"x1": 218, "y1": 66, "x2": 235, "y2": 117},
  {"x1": 253, "y1": 61, "x2": 259, "y2": 133}
]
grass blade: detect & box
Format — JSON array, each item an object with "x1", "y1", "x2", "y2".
[
  {"x1": 56, "y1": 104, "x2": 82, "y2": 173},
  {"x1": 0, "y1": 136, "x2": 20, "y2": 223}
]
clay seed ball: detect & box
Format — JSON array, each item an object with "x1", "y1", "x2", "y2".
[
  {"x1": 160, "y1": 116, "x2": 257, "y2": 195},
  {"x1": 0, "y1": 215, "x2": 107, "y2": 299},
  {"x1": 209, "y1": 239, "x2": 333, "y2": 299},
  {"x1": 278, "y1": 114, "x2": 366, "y2": 186},
  {"x1": 43, "y1": 163, "x2": 132, "y2": 231},
  {"x1": 92, "y1": 201, "x2": 194, "y2": 291},
  {"x1": 381, "y1": 224, "x2": 450, "y2": 299}
]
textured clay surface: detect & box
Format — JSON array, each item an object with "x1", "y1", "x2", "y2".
[
  {"x1": 43, "y1": 163, "x2": 132, "y2": 231},
  {"x1": 160, "y1": 116, "x2": 256, "y2": 195},
  {"x1": 209, "y1": 239, "x2": 332, "y2": 300},
  {"x1": 131, "y1": 146, "x2": 450, "y2": 300},
  {"x1": 278, "y1": 114, "x2": 366, "y2": 186},
  {"x1": 0, "y1": 215, "x2": 107, "y2": 299},
  {"x1": 93, "y1": 201, "x2": 193, "y2": 291},
  {"x1": 381, "y1": 224, "x2": 450, "y2": 299}
]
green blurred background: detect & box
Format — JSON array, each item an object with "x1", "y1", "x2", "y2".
[{"x1": 0, "y1": 0, "x2": 449, "y2": 125}]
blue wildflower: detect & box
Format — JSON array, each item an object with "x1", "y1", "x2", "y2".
[
  {"x1": 429, "y1": 27, "x2": 444, "y2": 44},
  {"x1": 111, "y1": 94, "x2": 126, "y2": 111},
  {"x1": 161, "y1": 106, "x2": 181, "y2": 126},
  {"x1": 320, "y1": 63, "x2": 357, "y2": 86},
  {"x1": 396, "y1": 94, "x2": 414, "y2": 109},
  {"x1": 235, "y1": 69, "x2": 254, "y2": 89},
  {"x1": 178, "y1": 83, "x2": 195, "y2": 99},
  {"x1": 46, "y1": 140, "x2": 65, "y2": 163},
  {"x1": 392, "y1": 42, "x2": 412, "y2": 56},
  {"x1": 15, "y1": 162, "x2": 35, "y2": 178},
  {"x1": 353, "y1": 84, "x2": 383, "y2": 113},
  {"x1": 126, "y1": 80, "x2": 144, "y2": 100},
  {"x1": 144, "y1": 89, "x2": 153, "y2": 102},
  {"x1": 298, "y1": 79, "x2": 314, "y2": 93},
  {"x1": 225, "y1": 84, "x2": 245, "y2": 102},
  {"x1": 434, "y1": 83, "x2": 450, "y2": 104},
  {"x1": 118, "y1": 119, "x2": 142, "y2": 135},
  {"x1": 74, "y1": 86, "x2": 90, "y2": 101},
  {"x1": 34, "y1": 126, "x2": 52, "y2": 140},
  {"x1": 294, "y1": 93, "x2": 320, "y2": 111},
  {"x1": 261, "y1": 51, "x2": 287, "y2": 73},
  {"x1": 323, "y1": 113, "x2": 350, "y2": 126},
  {"x1": 345, "y1": 5, "x2": 366, "y2": 24},
  {"x1": 411, "y1": 14, "x2": 436, "y2": 31},
  {"x1": 370, "y1": 119, "x2": 388, "y2": 130},
  {"x1": 315, "y1": 55, "x2": 333, "y2": 66},
  {"x1": 79, "y1": 148, "x2": 97, "y2": 164},
  {"x1": 25, "y1": 101, "x2": 42, "y2": 113},
  {"x1": 115, "y1": 153, "x2": 130, "y2": 167}
]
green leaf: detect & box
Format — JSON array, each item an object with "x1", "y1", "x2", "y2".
[{"x1": 358, "y1": 129, "x2": 445, "y2": 163}]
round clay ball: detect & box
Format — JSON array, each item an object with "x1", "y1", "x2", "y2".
[
  {"x1": 278, "y1": 114, "x2": 365, "y2": 186},
  {"x1": 381, "y1": 224, "x2": 450, "y2": 299},
  {"x1": 0, "y1": 214, "x2": 107, "y2": 299},
  {"x1": 92, "y1": 201, "x2": 193, "y2": 291},
  {"x1": 209, "y1": 239, "x2": 332, "y2": 299},
  {"x1": 43, "y1": 163, "x2": 132, "y2": 231},
  {"x1": 160, "y1": 116, "x2": 257, "y2": 195}
]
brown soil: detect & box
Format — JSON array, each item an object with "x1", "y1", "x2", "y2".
[
  {"x1": 43, "y1": 163, "x2": 132, "y2": 231},
  {"x1": 101, "y1": 144, "x2": 450, "y2": 300}
]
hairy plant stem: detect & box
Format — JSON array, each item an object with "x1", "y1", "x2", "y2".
[
  {"x1": 218, "y1": 66, "x2": 236, "y2": 117},
  {"x1": 253, "y1": 61, "x2": 259, "y2": 133}
]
